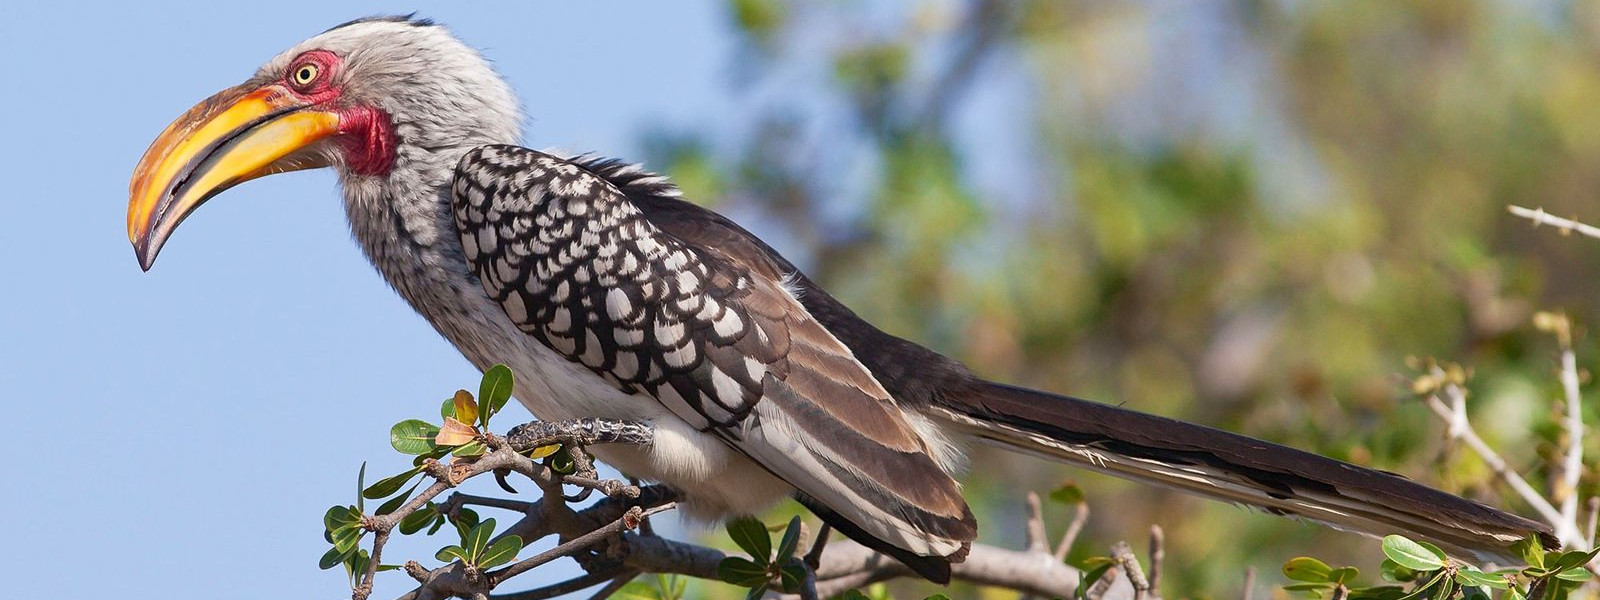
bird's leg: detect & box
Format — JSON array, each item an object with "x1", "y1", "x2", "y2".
[
  {"x1": 504, "y1": 417, "x2": 654, "y2": 451},
  {"x1": 503, "y1": 418, "x2": 658, "y2": 574},
  {"x1": 505, "y1": 417, "x2": 653, "y2": 502}
]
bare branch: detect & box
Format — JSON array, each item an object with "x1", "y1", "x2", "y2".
[
  {"x1": 1112, "y1": 541, "x2": 1150, "y2": 600},
  {"x1": 1026, "y1": 492, "x2": 1051, "y2": 554},
  {"x1": 1057, "y1": 501, "x2": 1090, "y2": 561},
  {"x1": 1507, "y1": 205, "x2": 1600, "y2": 241},
  {"x1": 1148, "y1": 526, "x2": 1164, "y2": 597},
  {"x1": 488, "y1": 567, "x2": 631, "y2": 600},
  {"x1": 1556, "y1": 318, "x2": 1585, "y2": 526},
  {"x1": 1424, "y1": 378, "x2": 1580, "y2": 545}
]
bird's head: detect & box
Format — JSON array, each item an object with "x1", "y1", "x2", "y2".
[{"x1": 127, "y1": 16, "x2": 519, "y2": 270}]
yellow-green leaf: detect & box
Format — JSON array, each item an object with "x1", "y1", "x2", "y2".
[
  {"x1": 452, "y1": 390, "x2": 478, "y2": 428},
  {"x1": 525, "y1": 443, "x2": 561, "y2": 459}
]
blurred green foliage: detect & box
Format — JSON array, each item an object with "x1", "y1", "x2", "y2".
[{"x1": 646, "y1": 0, "x2": 1600, "y2": 597}]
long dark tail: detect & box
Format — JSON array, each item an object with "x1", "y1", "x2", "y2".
[{"x1": 928, "y1": 380, "x2": 1556, "y2": 563}]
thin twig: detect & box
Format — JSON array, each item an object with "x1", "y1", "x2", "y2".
[
  {"x1": 1056, "y1": 501, "x2": 1090, "y2": 561},
  {"x1": 1587, "y1": 497, "x2": 1599, "y2": 548},
  {"x1": 448, "y1": 493, "x2": 538, "y2": 513},
  {"x1": 1242, "y1": 567, "x2": 1256, "y2": 600},
  {"x1": 1556, "y1": 325, "x2": 1584, "y2": 526},
  {"x1": 488, "y1": 567, "x2": 631, "y2": 600},
  {"x1": 1147, "y1": 526, "x2": 1164, "y2": 597},
  {"x1": 1507, "y1": 205, "x2": 1600, "y2": 240},
  {"x1": 1112, "y1": 541, "x2": 1150, "y2": 600},
  {"x1": 1425, "y1": 382, "x2": 1578, "y2": 544},
  {"x1": 1025, "y1": 492, "x2": 1050, "y2": 554},
  {"x1": 489, "y1": 504, "x2": 675, "y2": 585}
]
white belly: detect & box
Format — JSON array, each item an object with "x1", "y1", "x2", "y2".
[{"x1": 434, "y1": 289, "x2": 793, "y2": 522}]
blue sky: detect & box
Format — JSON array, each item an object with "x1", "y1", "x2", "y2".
[{"x1": 0, "y1": 2, "x2": 737, "y2": 598}]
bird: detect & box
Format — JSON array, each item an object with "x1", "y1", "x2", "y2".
[{"x1": 127, "y1": 16, "x2": 1554, "y2": 582}]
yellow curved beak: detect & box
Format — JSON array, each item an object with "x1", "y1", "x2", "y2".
[{"x1": 128, "y1": 84, "x2": 341, "y2": 270}]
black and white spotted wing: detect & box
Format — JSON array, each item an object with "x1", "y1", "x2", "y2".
[{"x1": 451, "y1": 145, "x2": 976, "y2": 561}]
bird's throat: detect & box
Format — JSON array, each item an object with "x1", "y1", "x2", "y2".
[{"x1": 335, "y1": 106, "x2": 396, "y2": 176}]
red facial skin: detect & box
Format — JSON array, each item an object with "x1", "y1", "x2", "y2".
[{"x1": 282, "y1": 50, "x2": 395, "y2": 176}]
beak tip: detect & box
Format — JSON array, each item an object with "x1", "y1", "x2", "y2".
[{"x1": 133, "y1": 238, "x2": 158, "y2": 272}]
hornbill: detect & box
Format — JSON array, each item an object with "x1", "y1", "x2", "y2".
[{"x1": 127, "y1": 16, "x2": 1553, "y2": 582}]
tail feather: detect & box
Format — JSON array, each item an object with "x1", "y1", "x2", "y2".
[{"x1": 930, "y1": 381, "x2": 1556, "y2": 563}]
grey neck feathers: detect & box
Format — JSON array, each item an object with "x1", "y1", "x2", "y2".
[{"x1": 339, "y1": 125, "x2": 512, "y2": 327}]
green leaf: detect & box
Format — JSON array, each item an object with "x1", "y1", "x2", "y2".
[
  {"x1": 435, "y1": 544, "x2": 468, "y2": 564},
  {"x1": 669, "y1": 574, "x2": 688, "y2": 600},
  {"x1": 743, "y1": 583, "x2": 769, "y2": 600},
  {"x1": 375, "y1": 482, "x2": 419, "y2": 516},
  {"x1": 345, "y1": 548, "x2": 371, "y2": 589},
  {"x1": 363, "y1": 466, "x2": 424, "y2": 499},
  {"x1": 924, "y1": 595, "x2": 952, "y2": 600},
  {"x1": 775, "y1": 516, "x2": 803, "y2": 562},
  {"x1": 778, "y1": 558, "x2": 808, "y2": 592},
  {"x1": 839, "y1": 592, "x2": 871, "y2": 600},
  {"x1": 464, "y1": 518, "x2": 497, "y2": 562},
  {"x1": 441, "y1": 397, "x2": 457, "y2": 421},
  {"x1": 479, "y1": 364, "x2": 515, "y2": 427},
  {"x1": 450, "y1": 507, "x2": 480, "y2": 541},
  {"x1": 1284, "y1": 557, "x2": 1334, "y2": 582},
  {"x1": 478, "y1": 534, "x2": 523, "y2": 569},
  {"x1": 1431, "y1": 576, "x2": 1455, "y2": 600},
  {"x1": 451, "y1": 440, "x2": 487, "y2": 457},
  {"x1": 1080, "y1": 562, "x2": 1115, "y2": 598},
  {"x1": 1285, "y1": 583, "x2": 1335, "y2": 592},
  {"x1": 1349, "y1": 586, "x2": 1409, "y2": 600},
  {"x1": 1550, "y1": 548, "x2": 1600, "y2": 571},
  {"x1": 391, "y1": 420, "x2": 442, "y2": 455},
  {"x1": 610, "y1": 582, "x2": 663, "y2": 600},
  {"x1": 1383, "y1": 535, "x2": 1446, "y2": 571},
  {"x1": 1554, "y1": 568, "x2": 1593, "y2": 582},
  {"x1": 717, "y1": 556, "x2": 771, "y2": 587},
  {"x1": 1514, "y1": 538, "x2": 1547, "y2": 568},
  {"x1": 1415, "y1": 541, "x2": 1449, "y2": 563},
  {"x1": 331, "y1": 525, "x2": 362, "y2": 553},
  {"x1": 1381, "y1": 559, "x2": 1418, "y2": 583},
  {"x1": 320, "y1": 544, "x2": 356, "y2": 570},
  {"x1": 1049, "y1": 482, "x2": 1085, "y2": 505},
  {"x1": 1329, "y1": 567, "x2": 1360, "y2": 585},
  {"x1": 399, "y1": 503, "x2": 438, "y2": 535},
  {"x1": 726, "y1": 517, "x2": 772, "y2": 564},
  {"x1": 1395, "y1": 571, "x2": 1449, "y2": 600},
  {"x1": 548, "y1": 447, "x2": 576, "y2": 473},
  {"x1": 356, "y1": 463, "x2": 366, "y2": 513},
  {"x1": 1455, "y1": 567, "x2": 1509, "y2": 589},
  {"x1": 325, "y1": 505, "x2": 358, "y2": 531}
]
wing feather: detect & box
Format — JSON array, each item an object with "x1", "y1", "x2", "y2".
[{"x1": 452, "y1": 145, "x2": 975, "y2": 558}]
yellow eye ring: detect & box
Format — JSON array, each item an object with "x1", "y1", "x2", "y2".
[{"x1": 292, "y1": 63, "x2": 320, "y2": 86}]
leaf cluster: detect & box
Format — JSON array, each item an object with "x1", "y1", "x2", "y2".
[{"x1": 1279, "y1": 535, "x2": 1596, "y2": 600}]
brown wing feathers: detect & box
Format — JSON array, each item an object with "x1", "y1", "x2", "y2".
[
  {"x1": 460, "y1": 147, "x2": 1550, "y2": 579},
  {"x1": 453, "y1": 146, "x2": 976, "y2": 580},
  {"x1": 613, "y1": 164, "x2": 1555, "y2": 563}
]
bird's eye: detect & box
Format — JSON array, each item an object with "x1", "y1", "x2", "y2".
[{"x1": 292, "y1": 63, "x2": 320, "y2": 86}]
